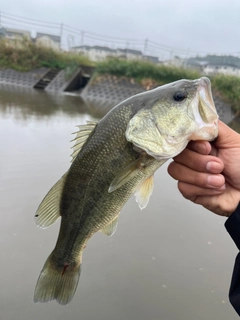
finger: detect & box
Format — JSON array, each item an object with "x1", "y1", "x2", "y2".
[
  {"x1": 172, "y1": 148, "x2": 224, "y2": 174},
  {"x1": 215, "y1": 120, "x2": 240, "y2": 148},
  {"x1": 177, "y1": 181, "x2": 226, "y2": 202},
  {"x1": 194, "y1": 186, "x2": 240, "y2": 217},
  {"x1": 209, "y1": 143, "x2": 218, "y2": 157},
  {"x1": 187, "y1": 140, "x2": 212, "y2": 155},
  {"x1": 209, "y1": 121, "x2": 240, "y2": 157},
  {"x1": 168, "y1": 162, "x2": 225, "y2": 188}
]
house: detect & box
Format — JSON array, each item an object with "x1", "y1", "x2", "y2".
[
  {"x1": 72, "y1": 45, "x2": 116, "y2": 61},
  {"x1": 3, "y1": 27, "x2": 31, "y2": 40},
  {"x1": 142, "y1": 55, "x2": 159, "y2": 64},
  {"x1": 72, "y1": 45, "x2": 159, "y2": 63},
  {"x1": 71, "y1": 45, "x2": 91, "y2": 55},
  {"x1": 185, "y1": 57, "x2": 240, "y2": 77},
  {"x1": 35, "y1": 32, "x2": 61, "y2": 51},
  {"x1": 72, "y1": 45, "x2": 144, "y2": 62},
  {"x1": 184, "y1": 59, "x2": 208, "y2": 71},
  {"x1": 203, "y1": 63, "x2": 240, "y2": 77},
  {"x1": 116, "y1": 48, "x2": 143, "y2": 60},
  {"x1": 0, "y1": 27, "x2": 6, "y2": 38}
]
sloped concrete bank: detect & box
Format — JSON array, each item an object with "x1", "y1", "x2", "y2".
[
  {"x1": 0, "y1": 68, "x2": 234, "y2": 124},
  {"x1": 81, "y1": 74, "x2": 234, "y2": 123}
]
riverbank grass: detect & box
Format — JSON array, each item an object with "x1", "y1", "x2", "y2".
[
  {"x1": 96, "y1": 58, "x2": 200, "y2": 84},
  {"x1": 212, "y1": 75, "x2": 240, "y2": 113},
  {"x1": 0, "y1": 38, "x2": 93, "y2": 71},
  {"x1": 0, "y1": 38, "x2": 239, "y2": 112}
]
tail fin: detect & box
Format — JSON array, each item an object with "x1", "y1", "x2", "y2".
[{"x1": 34, "y1": 253, "x2": 81, "y2": 305}]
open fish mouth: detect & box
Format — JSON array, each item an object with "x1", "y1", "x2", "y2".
[
  {"x1": 199, "y1": 77, "x2": 218, "y2": 119},
  {"x1": 188, "y1": 77, "x2": 218, "y2": 141}
]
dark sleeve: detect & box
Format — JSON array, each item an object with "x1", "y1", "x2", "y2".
[{"x1": 225, "y1": 203, "x2": 240, "y2": 316}]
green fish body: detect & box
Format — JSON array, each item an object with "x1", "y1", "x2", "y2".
[{"x1": 34, "y1": 77, "x2": 218, "y2": 305}]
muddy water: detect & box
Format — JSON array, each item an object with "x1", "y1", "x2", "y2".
[{"x1": 0, "y1": 88, "x2": 239, "y2": 320}]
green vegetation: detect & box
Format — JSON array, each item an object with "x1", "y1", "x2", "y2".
[
  {"x1": 212, "y1": 75, "x2": 240, "y2": 113},
  {"x1": 0, "y1": 38, "x2": 93, "y2": 71},
  {"x1": 0, "y1": 38, "x2": 239, "y2": 113},
  {"x1": 96, "y1": 58, "x2": 200, "y2": 84},
  {"x1": 96, "y1": 59, "x2": 240, "y2": 113}
]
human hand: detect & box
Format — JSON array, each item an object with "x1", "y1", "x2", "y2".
[{"x1": 168, "y1": 120, "x2": 240, "y2": 217}]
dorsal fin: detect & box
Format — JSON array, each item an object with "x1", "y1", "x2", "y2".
[{"x1": 70, "y1": 121, "x2": 97, "y2": 162}]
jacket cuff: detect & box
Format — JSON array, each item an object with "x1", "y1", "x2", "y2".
[{"x1": 225, "y1": 203, "x2": 240, "y2": 251}]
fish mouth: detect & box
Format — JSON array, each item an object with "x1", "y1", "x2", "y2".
[{"x1": 189, "y1": 77, "x2": 218, "y2": 141}]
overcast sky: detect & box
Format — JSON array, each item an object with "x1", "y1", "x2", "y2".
[{"x1": 1, "y1": 0, "x2": 240, "y2": 59}]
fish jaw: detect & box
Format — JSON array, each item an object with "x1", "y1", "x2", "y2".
[
  {"x1": 188, "y1": 77, "x2": 218, "y2": 142},
  {"x1": 125, "y1": 77, "x2": 218, "y2": 161}
]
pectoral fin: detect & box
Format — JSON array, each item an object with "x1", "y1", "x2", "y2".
[
  {"x1": 135, "y1": 175, "x2": 154, "y2": 210},
  {"x1": 34, "y1": 172, "x2": 68, "y2": 229},
  {"x1": 101, "y1": 215, "x2": 119, "y2": 236},
  {"x1": 108, "y1": 159, "x2": 141, "y2": 193}
]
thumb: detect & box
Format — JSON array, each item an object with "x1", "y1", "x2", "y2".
[{"x1": 214, "y1": 120, "x2": 240, "y2": 149}]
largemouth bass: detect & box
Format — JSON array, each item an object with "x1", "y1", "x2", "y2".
[{"x1": 34, "y1": 77, "x2": 218, "y2": 305}]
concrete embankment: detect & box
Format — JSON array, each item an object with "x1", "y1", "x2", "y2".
[
  {"x1": 0, "y1": 67, "x2": 234, "y2": 124},
  {"x1": 80, "y1": 74, "x2": 234, "y2": 123}
]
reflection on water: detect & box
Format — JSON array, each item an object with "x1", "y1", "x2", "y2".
[
  {"x1": 0, "y1": 88, "x2": 239, "y2": 320},
  {"x1": 0, "y1": 87, "x2": 116, "y2": 121},
  {"x1": 0, "y1": 88, "x2": 89, "y2": 120}
]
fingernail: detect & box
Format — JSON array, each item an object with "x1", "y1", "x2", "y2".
[
  {"x1": 206, "y1": 161, "x2": 222, "y2": 173},
  {"x1": 207, "y1": 175, "x2": 224, "y2": 187}
]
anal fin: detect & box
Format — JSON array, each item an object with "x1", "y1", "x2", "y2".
[{"x1": 101, "y1": 215, "x2": 119, "y2": 236}]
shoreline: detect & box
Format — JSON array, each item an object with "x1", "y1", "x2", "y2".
[{"x1": 0, "y1": 67, "x2": 235, "y2": 124}]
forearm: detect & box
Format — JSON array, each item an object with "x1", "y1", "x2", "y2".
[
  {"x1": 225, "y1": 203, "x2": 240, "y2": 250},
  {"x1": 225, "y1": 203, "x2": 240, "y2": 316}
]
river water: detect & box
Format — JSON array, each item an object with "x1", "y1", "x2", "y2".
[{"x1": 0, "y1": 88, "x2": 239, "y2": 320}]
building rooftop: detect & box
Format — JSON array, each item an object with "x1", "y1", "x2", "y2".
[
  {"x1": 36, "y1": 32, "x2": 61, "y2": 43},
  {"x1": 117, "y1": 48, "x2": 142, "y2": 55},
  {"x1": 5, "y1": 27, "x2": 30, "y2": 35},
  {"x1": 143, "y1": 55, "x2": 159, "y2": 62},
  {"x1": 72, "y1": 45, "x2": 115, "y2": 52}
]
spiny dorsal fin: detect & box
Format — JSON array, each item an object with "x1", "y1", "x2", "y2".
[
  {"x1": 134, "y1": 175, "x2": 154, "y2": 210},
  {"x1": 34, "y1": 172, "x2": 68, "y2": 229},
  {"x1": 101, "y1": 215, "x2": 119, "y2": 236},
  {"x1": 71, "y1": 121, "x2": 97, "y2": 162}
]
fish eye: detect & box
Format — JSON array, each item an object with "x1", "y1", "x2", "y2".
[{"x1": 173, "y1": 91, "x2": 187, "y2": 102}]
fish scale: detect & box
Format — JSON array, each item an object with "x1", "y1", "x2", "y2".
[
  {"x1": 34, "y1": 77, "x2": 218, "y2": 305},
  {"x1": 59, "y1": 105, "x2": 155, "y2": 243}
]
